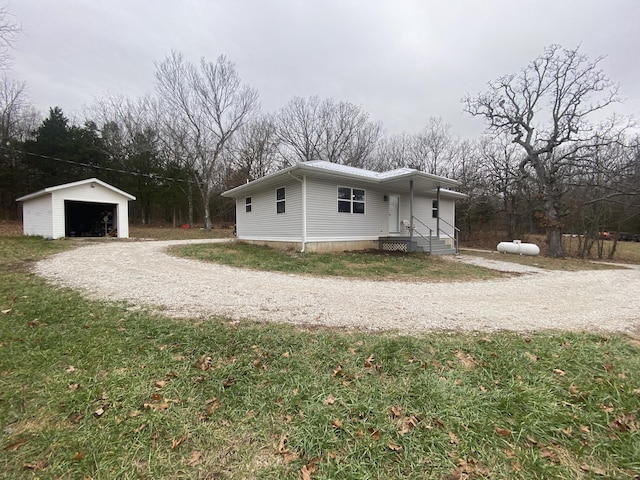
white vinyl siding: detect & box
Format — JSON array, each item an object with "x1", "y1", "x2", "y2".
[
  {"x1": 21, "y1": 195, "x2": 53, "y2": 238},
  {"x1": 306, "y1": 177, "x2": 385, "y2": 240},
  {"x1": 235, "y1": 180, "x2": 302, "y2": 240}
]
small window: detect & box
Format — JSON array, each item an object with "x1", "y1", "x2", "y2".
[
  {"x1": 432, "y1": 199, "x2": 438, "y2": 218},
  {"x1": 245, "y1": 197, "x2": 252, "y2": 213},
  {"x1": 337, "y1": 187, "x2": 365, "y2": 214},
  {"x1": 276, "y1": 187, "x2": 285, "y2": 214}
]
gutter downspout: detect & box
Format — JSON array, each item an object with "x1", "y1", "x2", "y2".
[{"x1": 288, "y1": 172, "x2": 307, "y2": 252}]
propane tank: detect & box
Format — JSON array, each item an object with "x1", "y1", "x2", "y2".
[{"x1": 497, "y1": 239, "x2": 540, "y2": 256}]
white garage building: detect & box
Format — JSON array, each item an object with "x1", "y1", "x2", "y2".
[{"x1": 16, "y1": 178, "x2": 136, "y2": 239}]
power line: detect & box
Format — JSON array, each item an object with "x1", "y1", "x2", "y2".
[{"x1": 0, "y1": 145, "x2": 193, "y2": 184}]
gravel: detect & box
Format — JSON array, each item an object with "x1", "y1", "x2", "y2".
[{"x1": 35, "y1": 239, "x2": 640, "y2": 334}]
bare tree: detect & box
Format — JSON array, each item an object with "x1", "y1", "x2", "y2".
[
  {"x1": 464, "y1": 45, "x2": 622, "y2": 257},
  {"x1": 275, "y1": 96, "x2": 381, "y2": 168},
  {"x1": 226, "y1": 114, "x2": 279, "y2": 184},
  {"x1": 411, "y1": 117, "x2": 460, "y2": 176},
  {"x1": 155, "y1": 51, "x2": 259, "y2": 228},
  {"x1": 0, "y1": 7, "x2": 21, "y2": 70}
]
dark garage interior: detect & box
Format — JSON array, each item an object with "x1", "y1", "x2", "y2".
[{"x1": 65, "y1": 200, "x2": 117, "y2": 237}]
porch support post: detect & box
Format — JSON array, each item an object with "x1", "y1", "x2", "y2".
[
  {"x1": 436, "y1": 185, "x2": 441, "y2": 238},
  {"x1": 409, "y1": 179, "x2": 414, "y2": 244}
]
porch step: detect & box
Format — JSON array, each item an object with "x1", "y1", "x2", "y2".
[{"x1": 379, "y1": 236, "x2": 457, "y2": 255}]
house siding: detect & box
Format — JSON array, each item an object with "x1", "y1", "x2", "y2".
[
  {"x1": 22, "y1": 195, "x2": 53, "y2": 238},
  {"x1": 306, "y1": 177, "x2": 387, "y2": 240},
  {"x1": 236, "y1": 179, "x2": 302, "y2": 241}
]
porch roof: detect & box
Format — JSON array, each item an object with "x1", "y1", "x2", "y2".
[{"x1": 221, "y1": 161, "x2": 464, "y2": 198}]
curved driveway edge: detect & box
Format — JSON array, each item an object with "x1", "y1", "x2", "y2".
[{"x1": 35, "y1": 239, "x2": 640, "y2": 334}]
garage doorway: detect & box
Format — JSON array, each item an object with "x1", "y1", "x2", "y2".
[{"x1": 65, "y1": 201, "x2": 117, "y2": 237}]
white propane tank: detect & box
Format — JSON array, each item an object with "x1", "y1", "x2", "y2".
[{"x1": 496, "y1": 239, "x2": 540, "y2": 256}]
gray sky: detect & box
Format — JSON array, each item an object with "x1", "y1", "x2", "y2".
[{"x1": 9, "y1": 0, "x2": 640, "y2": 137}]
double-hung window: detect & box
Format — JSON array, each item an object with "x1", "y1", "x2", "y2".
[
  {"x1": 245, "y1": 197, "x2": 252, "y2": 213},
  {"x1": 337, "y1": 187, "x2": 365, "y2": 214},
  {"x1": 276, "y1": 187, "x2": 285, "y2": 214}
]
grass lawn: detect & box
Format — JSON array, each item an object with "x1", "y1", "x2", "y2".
[
  {"x1": 1, "y1": 236, "x2": 639, "y2": 479},
  {"x1": 174, "y1": 242, "x2": 506, "y2": 281}
]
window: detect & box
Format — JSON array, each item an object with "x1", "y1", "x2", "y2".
[
  {"x1": 245, "y1": 197, "x2": 252, "y2": 213},
  {"x1": 276, "y1": 187, "x2": 285, "y2": 214},
  {"x1": 337, "y1": 187, "x2": 365, "y2": 214},
  {"x1": 432, "y1": 199, "x2": 438, "y2": 218}
]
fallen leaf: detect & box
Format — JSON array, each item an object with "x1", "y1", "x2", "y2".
[
  {"x1": 301, "y1": 460, "x2": 318, "y2": 480},
  {"x1": 282, "y1": 351, "x2": 290, "y2": 358},
  {"x1": 569, "y1": 384, "x2": 579, "y2": 396},
  {"x1": 369, "y1": 428, "x2": 380, "y2": 441},
  {"x1": 553, "y1": 368, "x2": 566, "y2": 376},
  {"x1": 158, "y1": 344, "x2": 168, "y2": 351},
  {"x1": 65, "y1": 366, "x2": 77, "y2": 373},
  {"x1": 478, "y1": 384, "x2": 487, "y2": 393},
  {"x1": 332, "y1": 365, "x2": 343, "y2": 377},
  {"x1": 400, "y1": 416, "x2": 419, "y2": 434},
  {"x1": 155, "y1": 380, "x2": 166, "y2": 389},
  {"x1": 390, "y1": 405, "x2": 402, "y2": 418},
  {"x1": 524, "y1": 351, "x2": 538, "y2": 362},
  {"x1": 222, "y1": 377, "x2": 235, "y2": 388},
  {"x1": 94, "y1": 407, "x2": 105, "y2": 418},
  {"x1": 1, "y1": 308, "x2": 11, "y2": 314},
  {"x1": 324, "y1": 395, "x2": 336, "y2": 405},
  {"x1": 133, "y1": 423, "x2": 147, "y2": 433},
  {"x1": 23, "y1": 459, "x2": 48, "y2": 471},
  {"x1": 364, "y1": 354, "x2": 375, "y2": 367},
  {"x1": 332, "y1": 419, "x2": 343, "y2": 429},
  {"x1": 495, "y1": 427, "x2": 512, "y2": 437},
  {"x1": 2, "y1": 438, "x2": 26, "y2": 451},
  {"x1": 73, "y1": 452, "x2": 85, "y2": 461},
  {"x1": 68, "y1": 383, "x2": 81, "y2": 391},
  {"x1": 277, "y1": 434, "x2": 289, "y2": 454},
  {"x1": 388, "y1": 443, "x2": 402, "y2": 452},
  {"x1": 448, "y1": 431, "x2": 459, "y2": 444},
  {"x1": 170, "y1": 433, "x2": 188, "y2": 449},
  {"x1": 455, "y1": 351, "x2": 476, "y2": 368},
  {"x1": 604, "y1": 361, "x2": 614, "y2": 372},
  {"x1": 580, "y1": 425, "x2": 591, "y2": 434},
  {"x1": 599, "y1": 404, "x2": 614, "y2": 413},
  {"x1": 188, "y1": 450, "x2": 203, "y2": 466},
  {"x1": 282, "y1": 452, "x2": 298, "y2": 464}
]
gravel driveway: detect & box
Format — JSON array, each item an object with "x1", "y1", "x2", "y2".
[{"x1": 35, "y1": 239, "x2": 640, "y2": 334}]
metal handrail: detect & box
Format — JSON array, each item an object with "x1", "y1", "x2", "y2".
[
  {"x1": 410, "y1": 216, "x2": 433, "y2": 255},
  {"x1": 438, "y1": 217, "x2": 460, "y2": 253}
]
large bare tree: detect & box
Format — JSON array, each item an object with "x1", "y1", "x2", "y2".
[
  {"x1": 155, "y1": 51, "x2": 258, "y2": 228},
  {"x1": 275, "y1": 96, "x2": 381, "y2": 168},
  {"x1": 464, "y1": 45, "x2": 622, "y2": 257}
]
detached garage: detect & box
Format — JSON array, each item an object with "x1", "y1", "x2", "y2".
[{"x1": 16, "y1": 178, "x2": 136, "y2": 239}]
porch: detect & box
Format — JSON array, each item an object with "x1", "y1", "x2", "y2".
[{"x1": 378, "y1": 235, "x2": 457, "y2": 255}]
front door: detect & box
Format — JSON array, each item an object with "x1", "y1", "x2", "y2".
[{"x1": 388, "y1": 195, "x2": 400, "y2": 234}]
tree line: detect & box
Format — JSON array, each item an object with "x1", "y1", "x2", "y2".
[{"x1": 0, "y1": 10, "x2": 638, "y2": 258}]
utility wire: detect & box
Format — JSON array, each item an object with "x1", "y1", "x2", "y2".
[{"x1": 0, "y1": 145, "x2": 193, "y2": 184}]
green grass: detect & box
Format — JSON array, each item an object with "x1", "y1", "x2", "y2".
[
  {"x1": 1, "y1": 236, "x2": 639, "y2": 479},
  {"x1": 174, "y1": 242, "x2": 505, "y2": 281}
]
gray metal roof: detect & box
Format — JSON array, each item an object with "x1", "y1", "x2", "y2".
[{"x1": 222, "y1": 160, "x2": 463, "y2": 197}]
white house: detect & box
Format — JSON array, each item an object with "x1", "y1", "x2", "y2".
[
  {"x1": 221, "y1": 161, "x2": 466, "y2": 254},
  {"x1": 16, "y1": 178, "x2": 136, "y2": 239}
]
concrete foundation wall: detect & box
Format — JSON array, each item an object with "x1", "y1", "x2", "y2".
[{"x1": 240, "y1": 239, "x2": 379, "y2": 253}]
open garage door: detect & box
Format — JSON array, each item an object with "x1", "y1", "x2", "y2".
[{"x1": 65, "y1": 200, "x2": 117, "y2": 237}]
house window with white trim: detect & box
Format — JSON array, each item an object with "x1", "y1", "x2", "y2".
[
  {"x1": 432, "y1": 199, "x2": 438, "y2": 218},
  {"x1": 338, "y1": 187, "x2": 365, "y2": 214},
  {"x1": 245, "y1": 197, "x2": 252, "y2": 213},
  {"x1": 276, "y1": 187, "x2": 285, "y2": 214}
]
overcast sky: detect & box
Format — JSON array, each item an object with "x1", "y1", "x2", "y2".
[{"x1": 9, "y1": 0, "x2": 640, "y2": 138}]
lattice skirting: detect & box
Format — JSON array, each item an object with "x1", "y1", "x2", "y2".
[{"x1": 381, "y1": 241, "x2": 408, "y2": 252}]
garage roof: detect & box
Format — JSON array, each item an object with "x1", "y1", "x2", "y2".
[{"x1": 16, "y1": 178, "x2": 136, "y2": 202}]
